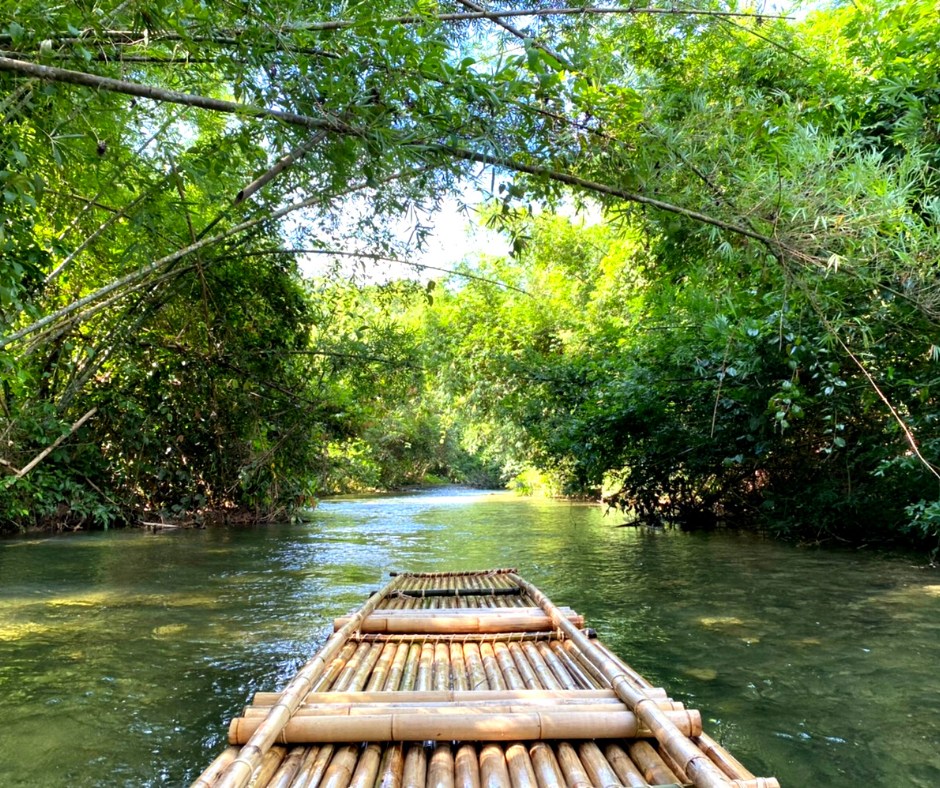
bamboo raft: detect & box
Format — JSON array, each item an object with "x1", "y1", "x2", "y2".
[{"x1": 194, "y1": 569, "x2": 779, "y2": 788}]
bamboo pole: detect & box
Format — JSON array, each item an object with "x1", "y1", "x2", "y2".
[
  {"x1": 228, "y1": 708, "x2": 701, "y2": 743},
  {"x1": 190, "y1": 747, "x2": 239, "y2": 787},
  {"x1": 290, "y1": 745, "x2": 333, "y2": 787},
  {"x1": 350, "y1": 631, "x2": 563, "y2": 643},
  {"x1": 603, "y1": 743, "x2": 649, "y2": 787},
  {"x1": 385, "y1": 587, "x2": 524, "y2": 599},
  {"x1": 396, "y1": 643, "x2": 420, "y2": 691},
  {"x1": 450, "y1": 643, "x2": 469, "y2": 692},
  {"x1": 493, "y1": 643, "x2": 525, "y2": 690},
  {"x1": 478, "y1": 745, "x2": 511, "y2": 786},
  {"x1": 416, "y1": 643, "x2": 435, "y2": 691},
  {"x1": 628, "y1": 741, "x2": 682, "y2": 785},
  {"x1": 479, "y1": 643, "x2": 507, "y2": 691},
  {"x1": 433, "y1": 643, "x2": 451, "y2": 691},
  {"x1": 510, "y1": 573, "x2": 739, "y2": 788},
  {"x1": 348, "y1": 643, "x2": 386, "y2": 691},
  {"x1": 252, "y1": 688, "x2": 622, "y2": 706},
  {"x1": 392, "y1": 569, "x2": 517, "y2": 577},
  {"x1": 333, "y1": 609, "x2": 583, "y2": 634},
  {"x1": 366, "y1": 642, "x2": 400, "y2": 691},
  {"x1": 401, "y1": 630, "x2": 431, "y2": 788},
  {"x1": 532, "y1": 642, "x2": 578, "y2": 690},
  {"x1": 249, "y1": 746, "x2": 288, "y2": 786},
  {"x1": 454, "y1": 744, "x2": 480, "y2": 788},
  {"x1": 265, "y1": 746, "x2": 307, "y2": 788},
  {"x1": 577, "y1": 742, "x2": 621, "y2": 787},
  {"x1": 318, "y1": 744, "x2": 361, "y2": 788},
  {"x1": 210, "y1": 573, "x2": 405, "y2": 788},
  {"x1": 384, "y1": 643, "x2": 412, "y2": 691},
  {"x1": 377, "y1": 743, "x2": 404, "y2": 788},
  {"x1": 528, "y1": 743, "x2": 566, "y2": 786},
  {"x1": 507, "y1": 642, "x2": 541, "y2": 689},
  {"x1": 464, "y1": 643, "x2": 489, "y2": 692},
  {"x1": 428, "y1": 743, "x2": 455, "y2": 788},
  {"x1": 555, "y1": 742, "x2": 592, "y2": 786},
  {"x1": 547, "y1": 642, "x2": 598, "y2": 689},
  {"x1": 241, "y1": 700, "x2": 679, "y2": 719},
  {"x1": 505, "y1": 743, "x2": 538, "y2": 788},
  {"x1": 401, "y1": 744, "x2": 427, "y2": 788},
  {"x1": 695, "y1": 733, "x2": 756, "y2": 781},
  {"x1": 348, "y1": 743, "x2": 384, "y2": 788}
]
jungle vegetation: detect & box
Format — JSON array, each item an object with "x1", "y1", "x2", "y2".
[{"x1": 1, "y1": 0, "x2": 939, "y2": 551}]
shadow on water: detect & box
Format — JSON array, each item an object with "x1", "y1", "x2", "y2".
[{"x1": 1, "y1": 486, "x2": 938, "y2": 786}]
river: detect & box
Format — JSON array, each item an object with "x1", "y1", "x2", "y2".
[{"x1": 1, "y1": 487, "x2": 938, "y2": 786}]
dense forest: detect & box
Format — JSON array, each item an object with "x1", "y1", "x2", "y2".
[{"x1": 1, "y1": 0, "x2": 939, "y2": 551}]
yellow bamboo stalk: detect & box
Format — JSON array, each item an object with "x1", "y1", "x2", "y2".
[
  {"x1": 241, "y1": 699, "x2": 669, "y2": 719},
  {"x1": 555, "y1": 742, "x2": 591, "y2": 787},
  {"x1": 493, "y1": 643, "x2": 525, "y2": 690},
  {"x1": 401, "y1": 744, "x2": 427, "y2": 788},
  {"x1": 450, "y1": 643, "x2": 469, "y2": 692},
  {"x1": 478, "y1": 643, "x2": 507, "y2": 690},
  {"x1": 376, "y1": 743, "x2": 404, "y2": 788},
  {"x1": 478, "y1": 744, "x2": 511, "y2": 786},
  {"x1": 428, "y1": 743, "x2": 455, "y2": 788},
  {"x1": 249, "y1": 746, "x2": 288, "y2": 786},
  {"x1": 628, "y1": 741, "x2": 681, "y2": 785},
  {"x1": 547, "y1": 642, "x2": 598, "y2": 689},
  {"x1": 190, "y1": 747, "x2": 239, "y2": 787},
  {"x1": 333, "y1": 611, "x2": 583, "y2": 634},
  {"x1": 577, "y1": 742, "x2": 621, "y2": 787},
  {"x1": 507, "y1": 642, "x2": 541, "y2": 689},
  {"x1": 505, "y1": 743, "x2": 538, "y2": 788},
  {"x1": 318, "y1": 744, "x2": 360, "y2": 788},
  {"x1": 209, "y1": 573, "x2": 405, "y2": 788},
  {"x1": 454, "y1": 744, "x2": 480, "y2": 788},
  {"x1": 522, "y1": 643, "x2": 578, "y2": 689},
  {"x1": 266, "y1": 746, "x2": 307, "y2": 788},
  {"x1": 696, "y1": 732, "x2": 755, "y2": 780},
  {"x1": 366, "y1": 642, "x2": 401, "y2": 691},
  {"x1": 528, "y1": 743, "x2": 566, "y2": 786},
  {"x1": 290, "y1": 745, "x2": 333, "y2": 787},
  {"x1": 228, "y1": 708, "x2": 700, "y2": 743},
  {"x1": 347, "y1": 643, "x2": 386, "y2": 691},
  {"x1": 603, "y1": 743, "x2": 648, "y2": 787},
  {"x1": 399, "y1": 643, "x2": 423, "y2": 691},
  {"x1": 433, "y1": 642, "x2": 451, "y2": 691},
  {"x1": 251, "y1": 689, "x2": 620, "y2": 706},
  {"x1": 416, "y1": 643, "x2": 435, "y2": 690},
  {"x1": 348, "y1": 743, "x2": 384, "y2": 788},
  {"x1": 463, "y1": 643, "x2": 487, "y2": 692},
  {"x1": 384, "y1": 643, "x2": 412, "y2": 691}
]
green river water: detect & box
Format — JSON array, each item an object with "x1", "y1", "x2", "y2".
[{"x1": 1, "y1": 487, "x2": 939, "y2": 786}]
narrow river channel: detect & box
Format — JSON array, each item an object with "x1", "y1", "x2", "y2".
[{"x1": 1, "y1": 487, "x2": 939, "y2": 786}]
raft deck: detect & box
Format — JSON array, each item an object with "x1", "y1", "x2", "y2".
[{"x1": 194, "y1": 569, "x2": 779, "y2": 788}]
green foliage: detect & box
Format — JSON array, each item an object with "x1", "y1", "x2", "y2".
[{"x1": 1, "y1": 0, "x2": 940, "y2": 553}]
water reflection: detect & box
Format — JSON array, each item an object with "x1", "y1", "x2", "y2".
[{"x1": 1, "y1": 488, "x2": 939, "y2": 786}]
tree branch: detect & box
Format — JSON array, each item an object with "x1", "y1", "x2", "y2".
[
  {"x1": 14, "y1": 407, "x2": 98, "y2": 478},
  {"x1": 0, "y1": 8, "x2": 794, "y2": 49}
]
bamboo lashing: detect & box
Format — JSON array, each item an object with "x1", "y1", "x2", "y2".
[
  {"x1": 508, "y1": 573, "x2": 778, "y2": 788},
  {"x1": 212, "y1": 572, "x2": 406, "y2": 788}
]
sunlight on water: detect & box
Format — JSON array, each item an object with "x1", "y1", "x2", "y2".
[{"x1": 1, "y1": 487, "x2": 939, "y2": 786}]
